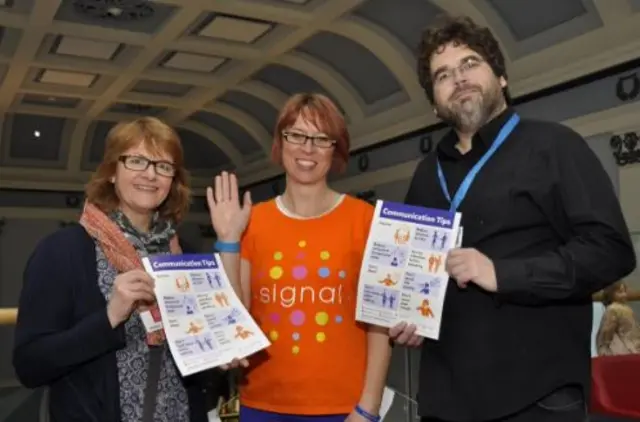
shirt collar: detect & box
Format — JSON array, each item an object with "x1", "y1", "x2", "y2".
[{"x1": 437, "y1": 106, "x2": 515, "y2": 160}]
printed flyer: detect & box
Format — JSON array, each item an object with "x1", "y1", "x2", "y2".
[
  {"x1": 356, "y1": 200, "x2": 462, "y2": 340},
  {"x1": 142, "y1": 253, "x2": 270, "y2": 376}
]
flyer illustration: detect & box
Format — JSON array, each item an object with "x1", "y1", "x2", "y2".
[
  {"x1": 142, "y1": 253, "x2": 270, "y2": 376},
  {"x1": 355, "y1": 200, "x2": 462, "y2": 340}
]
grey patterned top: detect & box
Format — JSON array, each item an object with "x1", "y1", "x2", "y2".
[{"x1": 96, "y1": 245, "x2": 190, "y2": 422}]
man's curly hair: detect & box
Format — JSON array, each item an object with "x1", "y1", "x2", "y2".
[{"x1": 417, "y1": 15, "x2": 509, "y2": 103}]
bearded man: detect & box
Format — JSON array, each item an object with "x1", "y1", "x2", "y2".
[{"x1": 389, "y1": 15, "x2": 636, "y2": 422}]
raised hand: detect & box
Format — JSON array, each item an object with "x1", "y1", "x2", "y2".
[{"x1": 206, "y1": 171, "x2": 252, "y2": 242}]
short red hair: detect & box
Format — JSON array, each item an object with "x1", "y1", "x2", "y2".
[{"x1": 271, "y1": 93, "x2": 350, "y2": 173}]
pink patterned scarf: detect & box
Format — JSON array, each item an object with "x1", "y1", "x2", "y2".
[{"x1": 79, "y1": 202, "x2": 181, "y2": 345}]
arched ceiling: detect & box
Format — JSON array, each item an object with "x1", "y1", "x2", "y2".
[{"x1": 0, "y1": 0, "x2": 640, "y2": 195}]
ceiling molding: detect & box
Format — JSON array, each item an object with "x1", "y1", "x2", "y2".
[
  {"x1": 330, "y1": 17, "x2": 424, "y2": 102},
  {"x1": 276, "y1": 52, "x2": 367, "y2": 121},
  {"x1": 429, "y1": 0, "x2": 514, "y2": 63},
  {"x1": 178, "y1": 120, "x2": 244, "y2": 167},
  {"x1": 0, "y1": 0, "x2": 639, "y2": 196},
  {"x1": 3, "y1": 99, "x2": 640, "y2": 198},
  {"x1": 83, "y1": 6, "x2": 205, "y2": 120},
  {"x1": 159, "y1": 0, "x2": 368, "y2": 125},
  {"x1": 232, "y1": 80, "x2": 288, "y2": 113},
  {"x1": 206, "y1": 102, "x2": 272, "y2": 154},
  {"x1": 0, "y1": 1, "x2": 61, "y2": 114}
]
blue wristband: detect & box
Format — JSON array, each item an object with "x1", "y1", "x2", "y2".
[
  {"x1": 214, "y1": 240, "x2": 240, "y2": 253},
  {"x1": 355, "y1": 405, "x2": 380, "y2": 422}
]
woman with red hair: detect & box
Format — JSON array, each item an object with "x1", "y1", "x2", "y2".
[
  {"x1": 13, "y1": 117, "x2": 227, "y2": 422},
  {"x1": 207, "y1": 93, "x2": 392, "y2": 422}
]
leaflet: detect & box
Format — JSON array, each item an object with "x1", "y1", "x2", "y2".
[
  {"x1": 355, "y1": 200, "x2": 462, "y2": 340},
  {"x1": 142, "y1": 253, "x2": 270, "y2": 376}
]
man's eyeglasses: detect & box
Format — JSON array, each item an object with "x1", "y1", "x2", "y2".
[
  {"x1": 433, "y1": 57, "x2": 484, "y2": 85},
  {"x1": 282, "y1": 131, "x2": 336, "y2": 149},
  {"x1": 119, "y1": 155, "x2": 176, "y2": 177}
]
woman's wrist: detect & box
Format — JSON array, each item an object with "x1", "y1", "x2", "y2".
[
  {"x1": 355, "y1": 404, "x2": 381, "y2": 422},
  {"x1": 214, "y1": 239, "x2": 240, "y2": 253}
]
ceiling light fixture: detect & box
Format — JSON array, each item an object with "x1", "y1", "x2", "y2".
[
  {"x1": 107, "y1": 6, "x2": 123, "y2": 16},
  {"x1": 73, "y1": 0, "x2": 154, "y2": 21}
]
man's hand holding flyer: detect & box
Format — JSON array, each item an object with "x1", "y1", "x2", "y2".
[{"x1": 356, "y1": 200, "x2": 462, "y2": 340}]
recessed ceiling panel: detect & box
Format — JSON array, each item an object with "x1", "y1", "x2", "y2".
[
  {"x1": 8, "y1": 113, "x2": 65, "y2": 161},
  {"x1": 194, "y1": 14, "x2": 273, "y2": 43},
  {"x1": 216, "y1": 90, "x2": 278, "y2": 136},
  {"x1": 35, "y1": 69, "x2": 98, "y2": 87},
  {"x1": 274, "y1": 0, "x2": 311, "y2": 4},
  {"x1": 130, "y1": 80, "x2": 194, "y2": 97},
  {"x1": 352, "y1": 0, "x2": 442, "y2": 55},
  {"x1": 177, "y1": 128, "x2": 232, "y2": 170},
  {"x1": 252, "y1": 64, "x2": 343, "y2": 112},
  {"x1": 108, "y1": 103, "x2": 167, "y2": 116},
  {"x1": 54, "y1": 0, "x2": 179, "y2": 34},
  {"x1": 160, "y1": 51, "x2": 226, "y2": 73},
  {"x1": 250, "y1": 0, "x2": 327, "y2": 9},
  {"x1": 21, "y1": 94, "x2": 80, "y2": 108},
  {"x1": 296, "y1": 31, "x2": 402, "y2": 104},
  {"x1": 486, "y1": 0, "x2": 587, "y2": 40},
  {"x1": 0, "y1": 27, "x2": 21, "y2": 58},
  {"x1": 1, "y1": 0, "x2": 35, "y2": 14},
  {"x1": 51, "y1": 35, "x2": 122, "y2": 60},
  {"x1": 190, "y1": 111, "x2": 263, "y2": 156}
]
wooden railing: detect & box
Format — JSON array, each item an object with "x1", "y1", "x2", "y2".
[
  {"x1": 0, "y1": 308, "x2": 17, "y2": 325},
  {"x1": 593, "y1": 290, "x2": 640, "y2": 302},
  {"x1": 1, "y1": 293, "x2": 639, "y2": 325}
]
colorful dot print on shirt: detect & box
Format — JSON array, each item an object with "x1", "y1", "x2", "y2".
[
  {"x1": 238, "y1": 196, "x2": 374, "y2": 414},
  {"x1": 262, "y1": 238, "x2": 353, "y2": 355},
  {"x1": 269, "y1": 265, "x2": 283, "y2": 280}
]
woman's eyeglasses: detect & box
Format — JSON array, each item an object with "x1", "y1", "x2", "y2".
[
  {"x1": 119, "y1": 155, "x2": 176, "y2": 177},
  {"x1": 282, "y1": 131, "x2": 336, "y2": 148}
]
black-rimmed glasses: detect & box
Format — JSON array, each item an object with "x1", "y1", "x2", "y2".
[
  {"x1": 282, "y1": 131, "x2": 336, "y2": 148},
  {"x1": 119, "y1": 155, "x2": 176, "y2": 177}
]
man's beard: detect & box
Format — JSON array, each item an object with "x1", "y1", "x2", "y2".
[{"x1": 435, "y1": 82, "x2": 504, "y2": 133}]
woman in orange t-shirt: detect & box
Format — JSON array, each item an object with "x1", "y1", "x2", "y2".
[{"x1": 207, "y1": 93, "x2": 392, "y2": 422}]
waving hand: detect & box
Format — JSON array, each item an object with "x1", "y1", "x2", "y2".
[{"x1": 206, "y1": 172, "x2": 252, "y2": 242}]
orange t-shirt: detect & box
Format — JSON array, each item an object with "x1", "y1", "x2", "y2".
[{"x1": 239, "y1": 195, "x2": 374, "y2": 415}]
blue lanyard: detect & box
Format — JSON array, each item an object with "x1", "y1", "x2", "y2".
[{"x1": 437, "y1": 113, "x2": 520, "y2": 212}]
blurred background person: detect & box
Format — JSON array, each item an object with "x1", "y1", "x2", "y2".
[{"x1": 597, "y1": 281, "x2": 640, "y2": 356}]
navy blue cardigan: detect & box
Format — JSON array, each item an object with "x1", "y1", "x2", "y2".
[{"x1": 12, "y1": 224, "x2": 226, "y2": 422}]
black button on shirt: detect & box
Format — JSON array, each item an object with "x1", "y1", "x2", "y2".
[{"x1": 405, "y1": 107, "x2": 636, "y2": 421}]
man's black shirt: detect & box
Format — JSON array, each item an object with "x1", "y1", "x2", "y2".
[{"x1": 405, "y1": 107, "x2": 636, "y2": 421}]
